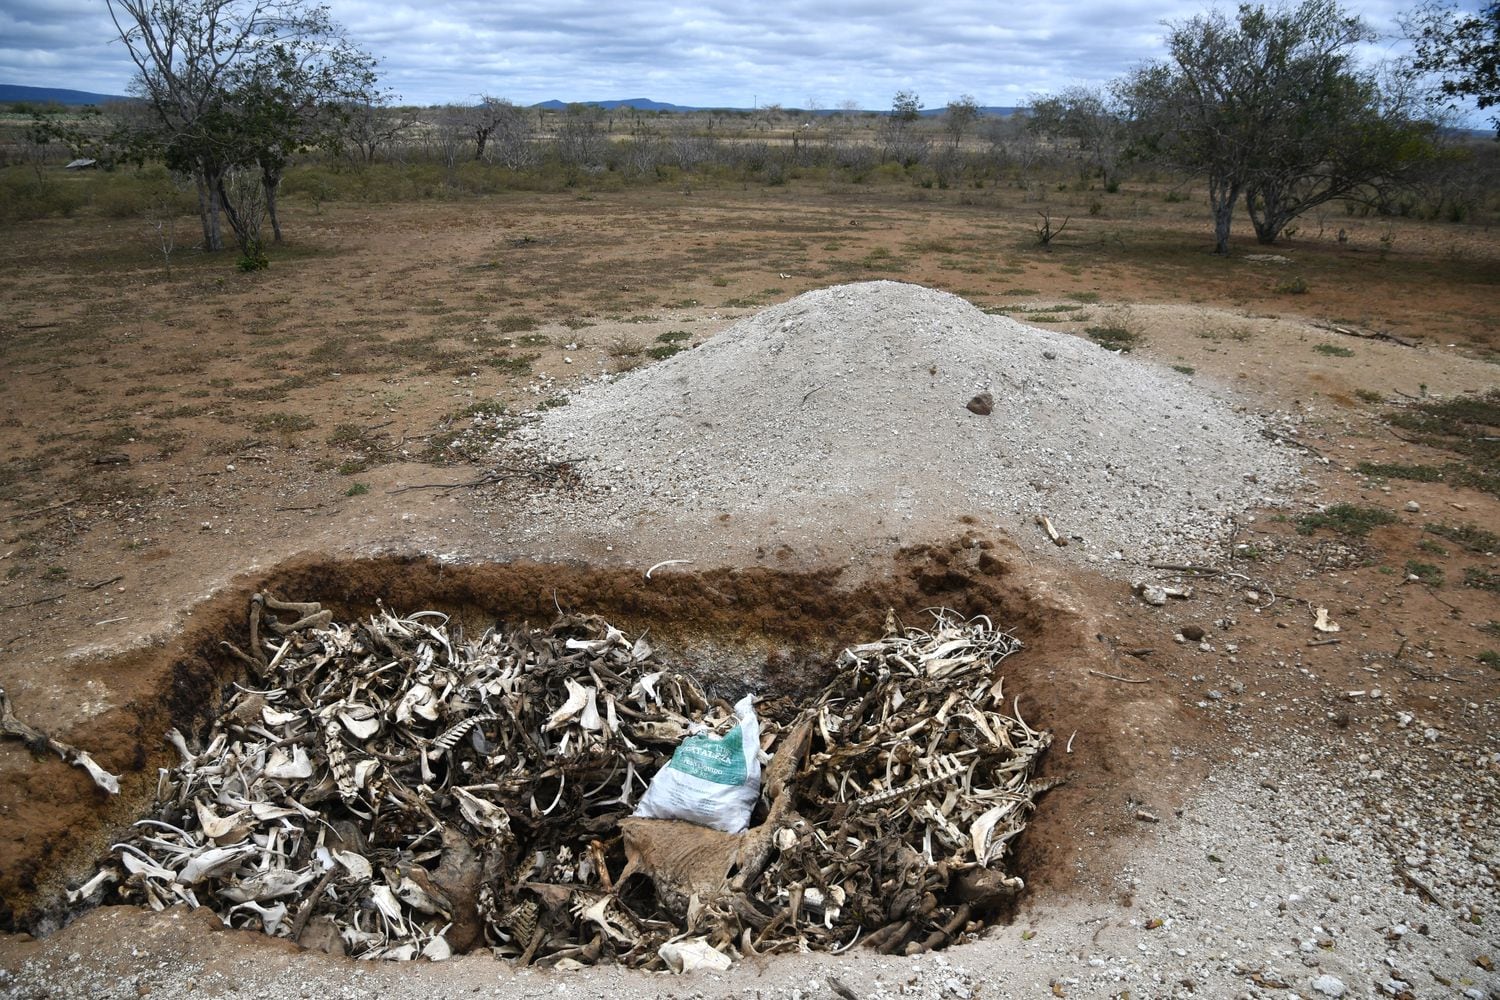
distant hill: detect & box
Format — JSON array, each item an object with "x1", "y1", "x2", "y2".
[
  {"x1": 530, "y1": 97, "x2": 1023, "y2": 116},
  {"x1": 0, "y1": 84, "x2": 128, "y2": 107},
  {"x1": 5, "y1": 83, "x2": 1024, "y2": 118},
  {"x1": 532, "y1": 97, "x2": 707, "y2": 113}
]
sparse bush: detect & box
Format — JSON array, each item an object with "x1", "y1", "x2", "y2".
[
  {"x1": 607, "y1": 334, "x2": 644, "y2": 358},
  {"x1": 498, "y1": 315, "x2": 539, "y2": 333}
]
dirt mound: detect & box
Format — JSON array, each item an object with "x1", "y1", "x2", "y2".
[{"x1": 525, "y1": 281, "x2": 1299, "y2": 569}]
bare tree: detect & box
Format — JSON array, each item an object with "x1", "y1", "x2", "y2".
[
  {"x1": 556, "y1": 103, "x2": 607, "y2": 169},
  {"x1": 344, "y1": 93, "x2": 415, "y2": 164},
  {"x1": 430, "y1": 105, "x2": 471, "y2": 169},
  {"x1": 473, "y1": 97, "x2": 534, "y2": 169},
  {"x1": 1028, "y1": 85, "x2": 1127, "y2": 188}
]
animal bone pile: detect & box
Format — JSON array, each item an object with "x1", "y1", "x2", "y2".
[{"x1": 84, "y1": 594, "x2": 1054, "y2": 968}]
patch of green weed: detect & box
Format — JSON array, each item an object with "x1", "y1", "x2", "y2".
[
  {"x1": 1295, "y1": 503, "x2": 1398, "y2": 537},
  {"x1": 1425, "y1": 522, "x2": 1498, "y2": 553},
  {"x1": 1085, "y1": 325, "x2": 1140, "y2": 352},
  {"x1": 250, "y1": 412, "x2": 315, "y2": 433},
  {"x1": 1464, "y1": 567, "x2": 1499, "y2": 591},
  {"x1": 1357, "y1": 462, "x2": 1443, "y2": 482},
  {"x1": 1404, "y1": 559, "x2": 1444, "y2": 585},
  {"x1": 486, "y1": 353, "x2": 539, "y2": 376},
  {"x1": 1384, "y1": 390, "x2": 1499, "y2": 498}
]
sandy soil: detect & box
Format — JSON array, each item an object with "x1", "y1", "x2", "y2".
[{"x1": 0, "y1": 185, "x2": 1497, "y2": 998}]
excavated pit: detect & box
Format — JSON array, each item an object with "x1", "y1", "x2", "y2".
[{"x1": 2, "y1": 536, "x2": 1159, "y2": 967}]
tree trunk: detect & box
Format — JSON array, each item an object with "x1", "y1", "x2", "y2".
[
  {"x1": 1246, "y1": 184, "x2": 1290, "y2": 244},
  {"x1": 1207, "y1": 174, "x2": 1242, "y2": 255},
  {"x1": 217, "y1": 175, "x2": 248, "y2": 254},
  {"x1": 261, "y1": 164, "x2": 284, "y2": 244},
  {"x1": 193, "y1": 164, "x2": 225, "y2": 252}
]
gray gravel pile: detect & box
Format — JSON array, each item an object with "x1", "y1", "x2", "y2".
[{"x1": 522, "y1": 281, "x2": 1298, "y2": 568}]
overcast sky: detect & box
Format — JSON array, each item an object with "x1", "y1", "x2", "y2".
[{"x1": 0, "y1": 0, "x2": 1474, "y2": 115}]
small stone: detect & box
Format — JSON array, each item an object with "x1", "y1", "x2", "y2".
[
  {"x1": 1042, "y1": 350, "x2": 1057, "y2": 360},
  {"x1": 1404, "y1": 500, "x2": 1420, "y2": 512},
  {"x1": 965, "y1": 392, "x2": 994, "y2": 416},
  {"x1": 1181, "y1": 625, "x2": 1206, "y2": 642},
  {"x1": 1206, "y1": 689, "x2": 1224, "y2": 701},
  {"x1": 1311, "y1": 974, "x2": 1347, "y2": 997}
]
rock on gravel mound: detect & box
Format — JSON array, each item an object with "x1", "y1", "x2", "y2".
[{"x1": 524, "y1": 281, "x2": 1298, "y2": 568}]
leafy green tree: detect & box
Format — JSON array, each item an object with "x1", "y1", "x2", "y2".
[
  {"x1": 1242, "y1": 74, "x2": 1436, "y2": 242},
  {"x1": 1406, "y1": 1, "x2": 1500, "y2": 134},
  {"x1": 1122, "y1": 0, "x2": 1431, "y2": 253},
  {"x1": 108, "y1": 0, "x2": 378, "y2": 252},
  {"x1": 890, "y1": 91, "x2": 922, "y2": 122},
  {"x1": 944, "y1": 94, "x2": 981, "y2": 147},
  {"x1": 882, "y1": 91, "x2": 928, "y2": 165}
]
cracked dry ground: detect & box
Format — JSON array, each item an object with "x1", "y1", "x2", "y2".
[{"x1": 0, "y1": 186, "x2": 1497, "y2": 998}]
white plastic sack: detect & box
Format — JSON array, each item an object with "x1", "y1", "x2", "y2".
[{"x1": 632, "y1": 695, "x2": 761, "y2": 834}]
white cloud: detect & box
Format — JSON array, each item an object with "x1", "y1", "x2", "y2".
[{"x1": 0, "y1": 0, "x2": 1445, "y2": 117}]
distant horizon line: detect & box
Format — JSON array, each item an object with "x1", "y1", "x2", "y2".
[{"x1": 0, "y1": 82, "x2": 1023, "y2": 116}]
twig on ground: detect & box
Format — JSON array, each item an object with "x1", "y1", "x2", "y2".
[
  {"x1": 5, "y1": 498, "x2": 79, "y2": 522},
  {"x1": 1088, "y1": 669, "x2": 1151, "y2": 684},
  {"x1": 1398, "y1": 867, "x2": 1445, "y2": 907},
  {"x1": 1311, "y1": 320, "x2": 1417, "y2": 348},
  {"x1": 1259, "y1": 428, "x2": 1325, "y2": 457},
  {"x1": 386, "y1": 459, "x2": 581, "y2": 495},
  {"x1": 0, "y1": 593, "x2": 66, "y2": 611}
]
